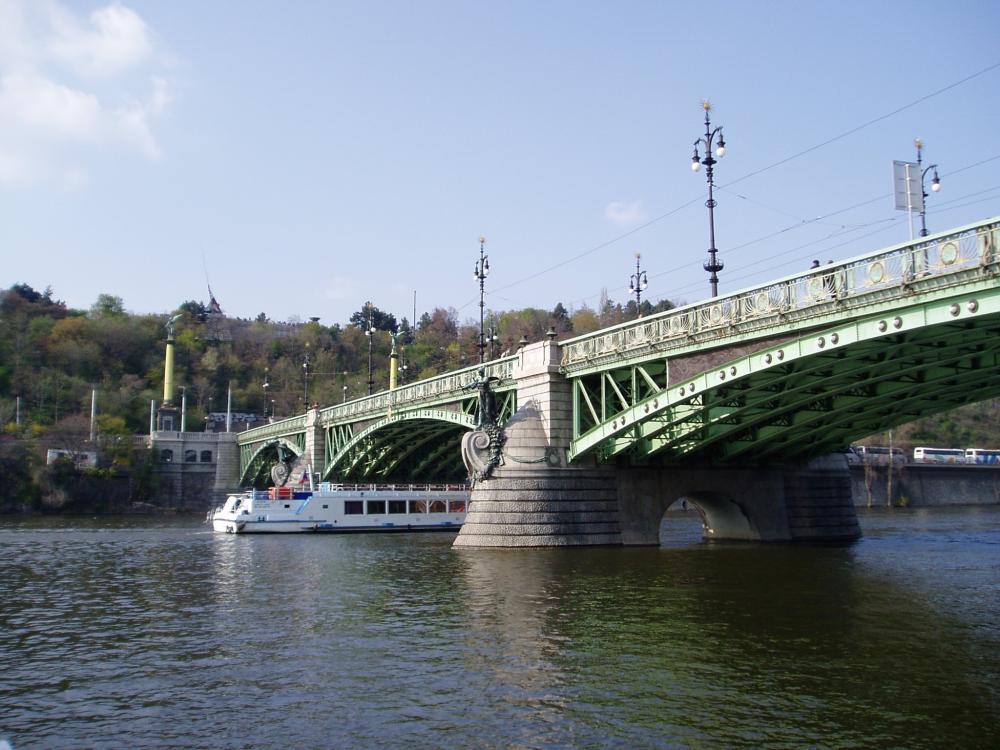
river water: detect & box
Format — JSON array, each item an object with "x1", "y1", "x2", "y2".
[{"x1": 1, "y1": 506, "x2": 998, "y2": 749}]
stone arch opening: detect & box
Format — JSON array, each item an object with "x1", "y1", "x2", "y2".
[{"x1": 660, "y1": 491, "x2": 755, "y2": 544}]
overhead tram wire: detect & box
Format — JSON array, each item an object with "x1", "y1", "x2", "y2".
[
  {"x1": 665, "y1": 221, "x2": 907, "y2": 300},
  {"x1": 664, "y1": 191, "x2": 1000, "y2": 302},
  {"x1": 559, "y1": 209, "x2": 896, "y2": 311},
  {"x1": 481, "y1": 62, "x2": 1000, "y2": 309},
  {"x1": 487, "y1": 195, "x2": 704, "y2": 299},
  {"x1": 568, "y1": 183, "x2": 999, "y2": 311},
  {"x1": 667, "y1": 186, "x2": 1000, "y2": 299},
  {"x1": 562, "y1": 155, "x2": 1000, "y2": 310},
  {"x1": 722, "y1": 60, "x2": 1000, "y2": 189}
]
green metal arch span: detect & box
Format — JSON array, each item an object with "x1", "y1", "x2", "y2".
[
  {"x1": 571, "y1": 290, "x2": 1000, "y2": 465},
  {"x1": 239, "y1": 437, "x2": 304, "y2": 486},
  {"x1": 324, "y1": 409, "x2": 475, "y2": 482}
]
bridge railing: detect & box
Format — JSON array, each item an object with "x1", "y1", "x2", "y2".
[
  {"x1": 317, "y1": 355, "x2": 518, "y2": 425},
  {"x1": 237, "y1": 414, "x2": 307, "y2": 444},
  {"x1": 561, "y1": 215, "x2": 1000, "y2": 369}
]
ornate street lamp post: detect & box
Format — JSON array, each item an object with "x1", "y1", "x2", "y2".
[
  {"x1": 302, "y1": 346, "x2": 310, "y2": 407},
  {"x1": 364, "y1": 301, "x2": 376, "y2": 395},
  {"x1": 488, "y1": 326, "x2": 499, "y2": 360},
  {"x1": 474, "y1": 236, "x2": 490, "y2": 363},
  {"x1": 628, "y1": 252, "x2": 648, "y2": 317},
  {"x1": 691, "y1": 100, "x2": 727, "y2": 298},
  {"x1": 914, "y1": 138, "x2": 941, "y2": 237},
  {"x1": 262, "y1": 368, "x2": 270, "y2": 419}
]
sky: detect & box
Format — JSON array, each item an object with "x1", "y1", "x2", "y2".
[{"x1": 2, "y1": 0, "x2": 999, "y2": 328}]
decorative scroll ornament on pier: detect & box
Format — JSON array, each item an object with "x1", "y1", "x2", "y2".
[{"x1": 461, "y1": 368, "x2": 506, "y2": 484}]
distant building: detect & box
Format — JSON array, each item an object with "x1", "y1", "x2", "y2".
[
  {"x1": 46, "y1": 449, "x2": 98, "y2": 469},
  {"x1": 204, "y1": 412, "x2": 268, "y2": 433}
]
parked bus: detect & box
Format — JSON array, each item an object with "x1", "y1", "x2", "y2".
[
  {"x1": 912, "y1": 447, "x2": 966, "y2": 464},
  {"x1": 965, "y1": 448, "x2": 1000, "y2": 465},
  {"x1": 851, "y1": 445, "x2": 906, "y2": 464}
]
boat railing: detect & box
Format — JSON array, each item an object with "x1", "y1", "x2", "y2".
[{"x1": 317, "y1": 482, "x2": 469, "y2": 493}]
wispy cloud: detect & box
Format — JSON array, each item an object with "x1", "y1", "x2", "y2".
[
  {"x1": 605, "y1": 199, "x2": 644, "y2": 227},
  {"x1": 0, "y1": 0, "x2": 171, "y2": 187}
]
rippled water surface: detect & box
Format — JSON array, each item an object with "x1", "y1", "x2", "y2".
[{"x1": 2, "y1": 506, "x2": 999, "y2": 749}]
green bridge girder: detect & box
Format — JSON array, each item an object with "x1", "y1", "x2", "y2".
[
  {"x1": 325, "y1": 388, "x2": 518, "y2": 482},
  {"x1": 325, "y1": 408, "x2": 474, "y2": 482},
  {"x1": 239, "y1": 435, "x2": 305, "y2": 486},
  {"x1": 237, "y1": 359, "x2": 517, "y2": 483},
  {"x1": 568, "y1": 216, "x2": 1000, "y2": 465}
]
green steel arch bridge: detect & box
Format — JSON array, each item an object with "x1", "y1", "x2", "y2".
[{"x1": 237, "y1": 215, "x2": 1000, "y2": 488}]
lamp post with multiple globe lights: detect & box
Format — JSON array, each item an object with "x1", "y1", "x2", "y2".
[
  {"x1": 628, "y1": 252, "x2": 648, "y2": 317},
  {"x1": 474, "y1": 237, "x2": 490, "y2": 363},
  {"x1": 691, "y1": 100, "x2": 727, "y2": 298},
  {"x1": 364, "y1": 301, "x2": 376, "y2": 395}
]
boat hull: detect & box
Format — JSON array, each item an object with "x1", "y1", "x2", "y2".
[{"x1": 211, "y1": 515, "x2": 463, "y2": 534}]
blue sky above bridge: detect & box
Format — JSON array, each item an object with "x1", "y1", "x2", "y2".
[{"x1": 1, "y1": 0, "x2": 999, "y2": 327}]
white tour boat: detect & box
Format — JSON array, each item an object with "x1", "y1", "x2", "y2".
[{"x1": 209, "y1": 482, "x2": 469, "y2": 534}]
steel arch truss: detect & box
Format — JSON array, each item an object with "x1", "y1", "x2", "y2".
[
  {"x1": 239, "y1": 435, "x2": 305, "y2": 486},
  {"x1": 324, "y1": 409, "x2": 477, "y2": 483},
  {"x1": 571, "y1": 289, "x2": 1000, "y2": 465}
]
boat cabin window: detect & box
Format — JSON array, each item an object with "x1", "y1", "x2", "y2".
[
  {"x1": 430, "y1": 500, "x2": 446, "y2": 513},
  {"x1": 284, "y1": 504, "x2": 290, "y2": 509},
  {"x1": 366, "y1": 500, "x2": 386, "y2": 515},
  {"x1": 200, "y1": 450, "x2": 213, "y2": 463},
  {"x1": 160, "y1": 449, "x2": 173, "y2": 463},
  {"x1": 322, "y1": 504, "x2": 328, "y2": 509},
  {"x1": 449, "y1": 500, "x2": 466, "y2": 513},
  {"x1": 184, "y1": 449, "x2": 197, "y2": 463},
  {"x1": 388, "y1": 500, "x2": 407, "y2": 514},
  {"x1": 409, "y1": 500, "x2": 427, "y2": 513},
  {"x1": 344, "y1": 501, "x2": 363, "y2": 515}
]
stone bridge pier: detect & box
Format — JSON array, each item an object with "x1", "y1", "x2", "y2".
[
  {"x1": 614, "y1": 454, "x2": 859, "y2": 544},
  {"x1": 455, "y1": 340, "x2": 860, "y2": 548}
]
